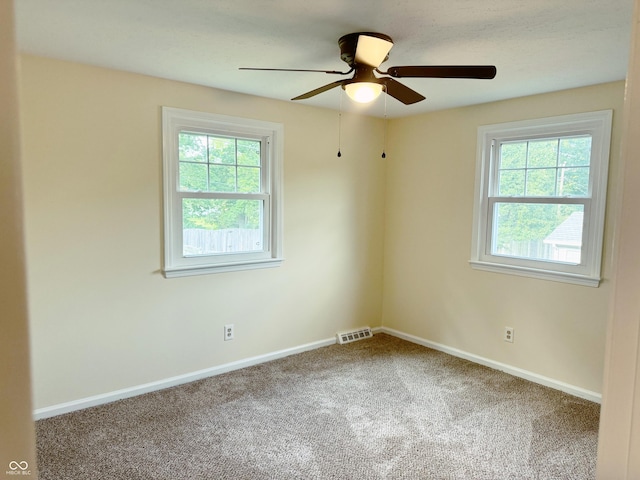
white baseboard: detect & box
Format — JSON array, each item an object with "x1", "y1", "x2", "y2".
[
  {"x1": 33, "y1": 336, "x2": 337, "y2": 420},
  {"x1": 35, "y1": 326, "x2": 601, "y2": 419},
  {"x1": 377, "y1": 327, "x2": 602, "y2": 404}
]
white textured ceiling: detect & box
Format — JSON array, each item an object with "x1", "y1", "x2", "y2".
[{"x1": 14, "y1": 0, "x2": 634, "y2": 118}]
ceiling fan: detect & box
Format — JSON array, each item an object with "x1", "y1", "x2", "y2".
[{"x1": 240, "y1": 32, "x2": 497, "y2": 105}]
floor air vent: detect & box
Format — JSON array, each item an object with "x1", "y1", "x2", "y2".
[{"x1": 337, "y1": 327, "x2": 373, "y2": 345}]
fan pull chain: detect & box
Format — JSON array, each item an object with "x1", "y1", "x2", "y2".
[
  {"x1": 337, "y1": 88, "x2": 343, "y2": 157},
  {"x1": 382, "y1": 85, "x2": 387, "y2": 159},
  {"x1": 337, "y1": 111, "x2": 342, "y2": 158}
]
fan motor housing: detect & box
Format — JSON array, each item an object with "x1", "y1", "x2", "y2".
[{"x1": 338, "y1": 32, "x2": 393, "y2": 67}]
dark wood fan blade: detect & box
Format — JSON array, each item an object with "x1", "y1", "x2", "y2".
[
  {"x1": 380, "y1": 78, "x2": 425, "y2": 105},
  {"x1": 384, "y1": 65, "x2": 497, "y2": 79},
  {"x1": 239, "y1": 67, "x2": 352, "y2": 75},
  {"x1": 291, "y1": 80, "x2": 348, "y2": 100}
]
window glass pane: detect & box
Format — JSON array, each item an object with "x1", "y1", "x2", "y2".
[
  {"x1": 237, "y1": 166, "x2": 260, "y2": 193},
  {"x1": 492, "y1": 203, "x2": 584, "y2": 264},
  {"x1": 500, "y1": 142, "x2": 527, "y2": 169},
  {"x1": 179, "y1": 133, "x2": 207, "y2": 162},
  {"x1": 182, "y1": 199, "x2": 263, "y2": 256},
  {"x1": 179, "y1": 163, "x2": 208, "y2": 192},
  {"x1": 497, "y1": 136, "x2": 592, "y2": 199},
  {"x1": 527, "y1": 139, "x2": 558, "y2": 168},
  {"x1": 237, "y1": 139, "x2": 261, "y2": 166},
  {"x1": 559, "y1": 136, "x2": 591, "y2": 167},
  {"x1": 498, "y1": 170, "x2": 525, "y2": 196},
  {"x1": 209, "y1": 136, "x2": 236, "y2": 164},
  {"x1": 526, "y1": 168, "x2": 557, "y2": 196},
  {"x1": 210, "y1": 165, "x2": 236, "y2": 192},
  {"x1": 557, "y1": 167, "x2": 589, "y2": 196}
]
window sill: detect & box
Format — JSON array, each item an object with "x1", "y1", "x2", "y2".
[
  {"x1": 164, "y1": 258, "x2": 284, "y2": 278},
  {"x1": 469, "y1": 260, "x2": 601, "y2": 287}
]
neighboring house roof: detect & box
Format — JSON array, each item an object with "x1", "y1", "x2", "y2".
[{"x1": 544, "y1": 211, "x2": 583, "y2": 247}]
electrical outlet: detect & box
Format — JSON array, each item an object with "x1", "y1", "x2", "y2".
[
  {"x1": 504, "y1": 326, "x2": 514, "y2": 343},
  {"x1": 224, "y1": 324, "x2": 234, "y2": 341}
]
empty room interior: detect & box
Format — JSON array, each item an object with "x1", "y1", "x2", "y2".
[{"x1": 3, "y1": 0, "x2": 640, "y2": 478}]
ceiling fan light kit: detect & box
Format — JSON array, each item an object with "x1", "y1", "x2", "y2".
[
  {"x1": 344, "y1": 82, "x2": 383, "y2": 103},
  {"x1": 241, "y1": 32, "x2": 497, "y2": 106}
]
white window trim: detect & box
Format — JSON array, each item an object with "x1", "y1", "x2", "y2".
[
  {"x1": 162, "y1": 107, "x2": 284, "y2": 278},
  {"x1": 470, "y1": 110, "x2": 612, "y2": 287}
]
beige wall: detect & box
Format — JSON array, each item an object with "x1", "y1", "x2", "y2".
[
  {"x1": 0, "y1": 0, "x2": 38, "y2": 476},
  {"x1": 597, "y1": 0, "x2": 640, "y2": 477},
  {"x1": 19, "y1": 55, "x2": 386, "y2": 409},
  {"x1": 19, "y1": 53, "x2": 626, "y2": 413},
  {"x1": 382, "y1": 82, "x2": 625, "y2": 394}
]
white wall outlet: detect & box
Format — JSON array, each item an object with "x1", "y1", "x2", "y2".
[
  {"x1": 504, "y1": 326, "x2": 514, "y2": 343},
  {"x1": 224, "y1": 324, "x2": 234, "y2": 341}
]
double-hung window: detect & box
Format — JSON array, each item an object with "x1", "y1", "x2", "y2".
[
  {"x1": 162, "y1": 107, "x2": 283, "y2": 277},
  {"x1": 470, "y1": 110, "x2": 612, "y2": 287}
]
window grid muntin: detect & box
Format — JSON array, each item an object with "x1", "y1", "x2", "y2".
[
  {"x1": 178, "y1": 131, "x2": 262, "y2": 194},
  {"x1": 496, "y1": 134, "x2": 592, "y2": 198}
]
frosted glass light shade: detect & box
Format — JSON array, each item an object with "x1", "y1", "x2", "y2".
[{"x1": 344, "y1": 82, "x2": 383, "y2": 103}]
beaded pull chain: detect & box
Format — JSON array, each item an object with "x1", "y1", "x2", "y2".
[
  {"x1": 337, "y1": 88, "x2": 343, "y2": 157},
  {"x1": 382, "y1": 84, "x2": 388, "y2": 159}
]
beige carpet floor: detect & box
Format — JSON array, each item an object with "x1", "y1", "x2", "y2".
[{"x1": 36, "y1": 334, "x2": 600, "y2": 479}]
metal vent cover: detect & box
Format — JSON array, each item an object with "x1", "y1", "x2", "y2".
[{"x1": 337, "y1": 327, "x2": 373, "y2": 345}]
